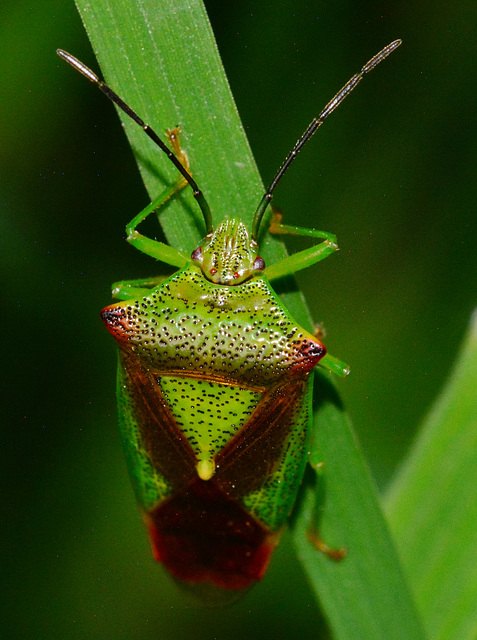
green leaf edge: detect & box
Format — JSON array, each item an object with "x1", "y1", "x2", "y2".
[{"x1": 385, "y1": 310, "x2": 477, "y2": 640}]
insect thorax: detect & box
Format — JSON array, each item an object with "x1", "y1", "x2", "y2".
[{"x1": 102, "y1": 265, "x2": 325, "y2": 389}]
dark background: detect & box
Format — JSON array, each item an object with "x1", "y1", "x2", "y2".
[{"x1": 2, "y1": 0, "x2": 476, "y2": 637}]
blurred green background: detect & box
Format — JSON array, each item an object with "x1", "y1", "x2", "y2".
[{"x1": 2, "y1": 0, "x2": 476, "y2": 638}]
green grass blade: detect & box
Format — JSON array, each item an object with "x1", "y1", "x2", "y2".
[
  {"x1": 73, "y1": 0, "x2": 284, "y2": 261},
  {"x1": 292, "y1": 373, "x2": 425, "y2": 639},
  {"x1": 385, "y1": 310, "x2": 477, "y2": 640},
  {"x1": 72, "y1": 0, "x2": 424, "y2": 636}
]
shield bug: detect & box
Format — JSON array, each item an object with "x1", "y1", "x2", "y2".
[{"x1": 57, "y1": 40, "x2": 401, "y2": 601}]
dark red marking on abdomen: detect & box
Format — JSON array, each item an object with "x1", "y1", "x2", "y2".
[{"x1": 144, "y1": 478, "x2": 277, "y2": 592}]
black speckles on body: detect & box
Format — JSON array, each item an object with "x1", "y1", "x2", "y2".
[
  {"x1": 159, "y1": 376, "x2": 261, "y2": 463},
  {"x1": 102, "y1": 264, "x2": 325, "y2": 388}
]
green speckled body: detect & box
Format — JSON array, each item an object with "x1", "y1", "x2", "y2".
[{"x1": 103, "y1": 263, "x2": 325, "y2": 534}]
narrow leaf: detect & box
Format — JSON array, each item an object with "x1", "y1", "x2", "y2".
[
  {"x1": 385, "y1": 310, "x2": 477, "y2": 640},
  {"x1": 73, "y1": 0, "x2": 283, "y2": 260},
  {"x1": 292, "y1": 373, "x2": 425, "y2": 639}
]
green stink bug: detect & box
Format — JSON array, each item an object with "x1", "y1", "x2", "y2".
[{"x1": 57, "y1": 40, "x2": 401, "y2": 600}]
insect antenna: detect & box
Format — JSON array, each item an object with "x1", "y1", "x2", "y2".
[
  {"x1": 251, "y1": 39, "x2": 401, "y2": 241},
  {"x1": 56, "y1": 49, "x2": 214, "y2": 235}
]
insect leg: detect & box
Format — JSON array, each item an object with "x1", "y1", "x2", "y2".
[
  {"x1": 266, "y1": 212, "x2": 350, "y2": 377},
  {"x1": 125, "y1": 128, "x2": 190, "y2": 267},
  {"x1": 319, "y1": 353, "x2": 350, "y2": 377},
  {"x1": 307, "y1": 436, "x2": 347, "y2": 561},
  {"x1": 264, "y1": 212, "x2": 339, "y2": 282},
  {"x1": 111, "y1": 275, "x2": 170, "y2": 301}
]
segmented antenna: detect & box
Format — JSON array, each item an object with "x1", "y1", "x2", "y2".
[
  {"x1": 251, "y1": 39, "x2": 402, "y2": 241},
  {"x1": 56, "y1": 49, "x2": 214, "y2": 235}
]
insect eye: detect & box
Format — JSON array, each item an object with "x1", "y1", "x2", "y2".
[
  {"x1": 191, "y1": 247, "x2": 202, "y2": 262},
  {"x1": 253, "y1": 256, "x2": 266, "y2": 271}
]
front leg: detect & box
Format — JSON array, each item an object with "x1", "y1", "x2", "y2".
[
  {"x1": 125, "y1": 128, "x2": 190, "y2": 268},
  {"x1": 111, "y1": 275, "x2": 169, "y2": 301},
  {"x1": 266, "y1": 213, "x2": 349, "y2": 377},
  {"x1": 264, "y1": 212, "x2": 339, "y2": 282}
]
